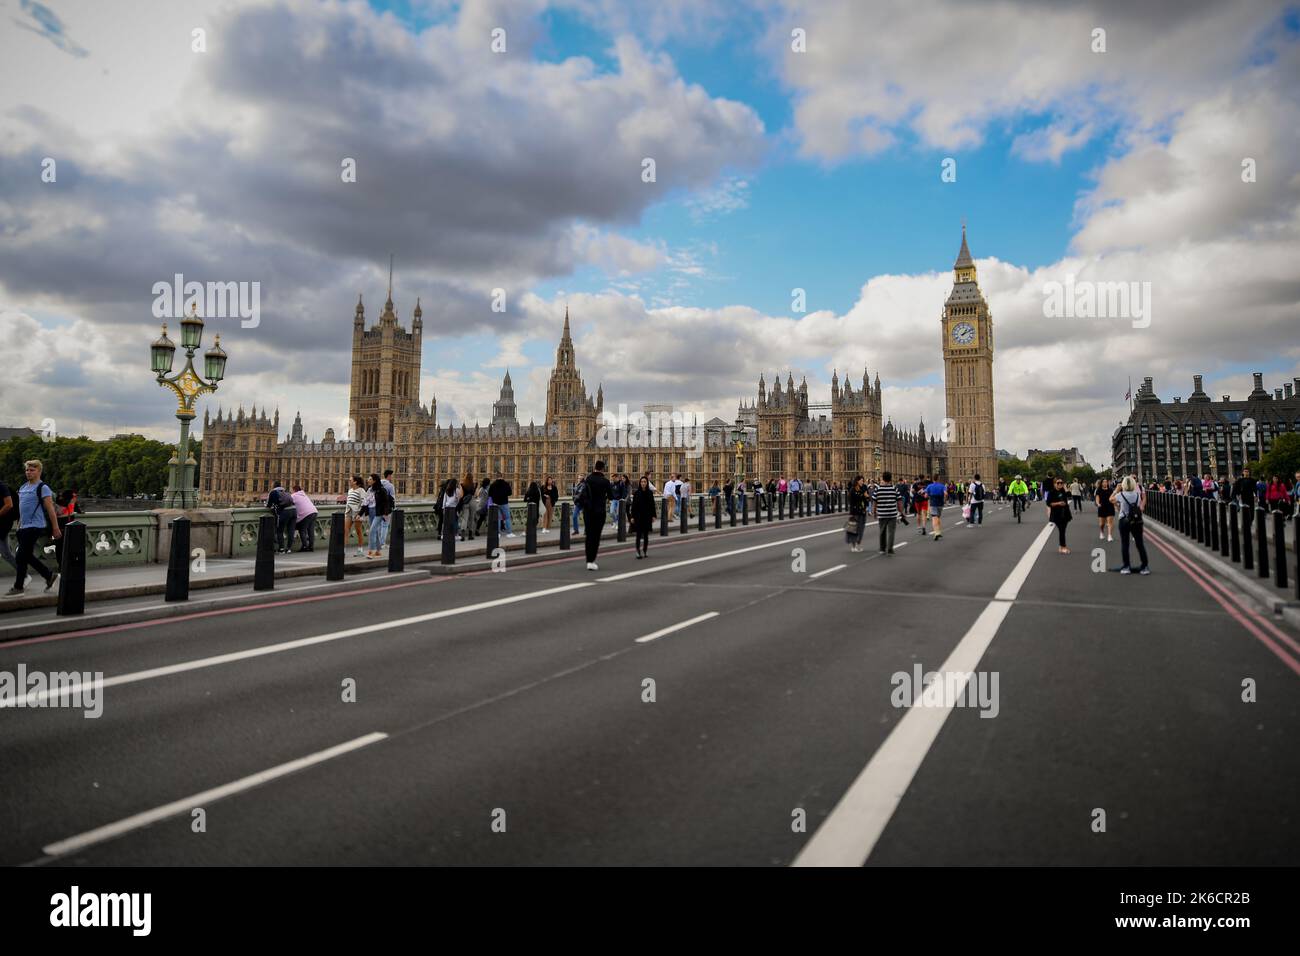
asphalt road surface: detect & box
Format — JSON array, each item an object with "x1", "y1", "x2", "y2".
[{"x1": 2, "y1": 500, "x2": 1297, "y2": 866}]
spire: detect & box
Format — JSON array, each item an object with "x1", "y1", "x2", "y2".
[
  {"x1": 561, "y1": 306, "x2": 572, "y2": 346},
  {"x1": 386, "y1": 253, "x2": 394, "y2": 308},
  {"x1": 503, "y1": 368, "x2": 511, "y2": 387},
  {"x1": 413, "y1": 296, "x2": 422, "y2": 323},
  {"x1": 355, "y1": 293, "x2": 364, "y2": 325},
  {"x1": 954, "y1": 223, "x2": 973, "y2": 270}
]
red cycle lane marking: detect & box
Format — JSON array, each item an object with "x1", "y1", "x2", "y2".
[{"x1": 1145, "y1": 529, "x2": 1300, "y2": 678}]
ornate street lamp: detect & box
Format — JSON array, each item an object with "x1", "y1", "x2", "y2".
[
  {"x1": 730, "y1": 419, "x2": 746, "y2": 489},
  {"x1": 152, "y1": 302, "x2": 227, "y2": 508}
]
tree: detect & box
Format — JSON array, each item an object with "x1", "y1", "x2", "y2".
[
  {"x1": 0, "y1": 434, "x2": 182, "y2": 498},
  {"x1": 1027, "y1": 453, "x2": 1067, "y2": 484},
  {"x1": 1253, "y1": 433, "x2": 1300, "y2": 483},
  {"x1": 999, "y1": 456, "x2": 1029, "y2": 481}
]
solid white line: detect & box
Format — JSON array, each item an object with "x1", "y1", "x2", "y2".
[
  {"x1": 598, "y1": 525, "x2": 850, "y2": 582},
  {"x1": 3, "y1": 583, "x2": 597, "y2": 707},
  {"x1": 792, "y1": 521, "x2": 1053, "y2": 867},
  {"x1": 634, "y1": 611, "x2": 720, "y2": 644},
  {"x1": 894, "y1": 541, "x2": 909, "y2": 549},
  {"x1": 42, "y1": 732, "x2": 388, "y2": 857},
  {"x1": 809, "y1": 564, "x2": 847, "y2": 580}
]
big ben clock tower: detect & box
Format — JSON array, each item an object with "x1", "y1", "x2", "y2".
[{"x1": 942, "y1": 225, "x2": 996, "y2": 482}]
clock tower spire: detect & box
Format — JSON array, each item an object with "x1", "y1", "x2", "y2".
[{"x1": 941, "y1": 224, "x2": 996, "y2": 483}]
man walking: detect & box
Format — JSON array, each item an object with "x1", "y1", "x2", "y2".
[
  {"x1": 968, "y1": 473, "x2": 986, "y2": 525},
  {"x1": 926, "y1": 474, "x2": 947, "y2": 540},
  {"x1": 5, "y1": 459, "x2": 61, "y2": 596},
  {"x1": 582, "y1": 460, "x2": 613, "y2": 570},
  {"x1": 873, "y1": 471, "x2": 900, "y2": 554},
  {"x1": 1068, "y1": 478, "x2": 1083, "y2": 512},
  {"x1": 488, "y1": 472, "x2": 514, "y2": 537}
]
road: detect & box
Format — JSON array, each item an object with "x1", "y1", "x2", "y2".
[{"x1": 2, "y1": 500, "x2": 1297, "y2": 866}]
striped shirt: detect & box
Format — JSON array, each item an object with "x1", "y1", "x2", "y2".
[
  {"x1": 872, "y1": 484, "x2": 900, "y2": 519},
  {"x1": 346, "y1": 487, "x2": 365, "y2": 515}
]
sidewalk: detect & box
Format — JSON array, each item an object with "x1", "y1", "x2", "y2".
[{"x1": 0, "y1": 505, "x2": 843, "y2": 640}]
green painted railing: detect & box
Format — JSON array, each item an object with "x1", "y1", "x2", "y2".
[{"x1": 4, "y1": 511, "x2": 159, "y2": 569}]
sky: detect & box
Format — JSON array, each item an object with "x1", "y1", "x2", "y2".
[{"x1": 1, "y1": 0, "x2": 1298, "y2": 469}]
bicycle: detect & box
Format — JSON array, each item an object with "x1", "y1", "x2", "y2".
[{"x1": 1012, "y1": 495, "x2": 1025, "y2": 523}]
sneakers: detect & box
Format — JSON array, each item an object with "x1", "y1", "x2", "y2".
[
  {"x1": 1099, "y1": 531, "x2": 1104, "y2": 539},
  {"x1": 1139, "y1": 567, "x2": 1150, "y2": 575},
  {"x1": 933, "y1": 533, "x2": 942, "y2": 540},
  {"x1": 1120, "y1": 567, "x2": 1132, "y2": 574},
  {"x1": 354, "y1": 549, "x2": 364, "y2": 556},
  {"x1": 1107, "y1": 534, "x2": 1113, "y2": 542},
  {"x1": 3, "y1": 587, "x2": 21, "y2": 597},
  {"x1": 586, "y1": 562, "x2": 599, "y2": 571},
  {"x1": 45, "y1": 572, "x2": 58, "y2": 592}
]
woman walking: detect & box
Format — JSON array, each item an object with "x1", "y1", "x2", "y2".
[
  {"x1": 1045, "y1": 476, "x2": 1072, "y2": 553},
  {"x1": 441, "y1": 477, "x2": 463, "y2": 540},
  {"x1": 1111, "y1": 475, "x2": 1150, "y2": 574},
  {"x1": 846, "y1": 475, "x2": 868, "y2": 552},
  {"x1": 630, "y1": 475, "x2": 656, "y2": 559},
  {"x1": 541, "y1": 476, "x2": 557, "y2": 532},
  {"x1": 366, "y1": 473, "x2": 391, "y2": 557},
  {"x1": 457, "y1": 472, "x2": 475, "y2": 540},
  {"x1": 1094, "y1": 477, "x2": 1115, "y2": 542},
  {"x1": 344, "y1": 475, "x2": 366, "y2": 555}
]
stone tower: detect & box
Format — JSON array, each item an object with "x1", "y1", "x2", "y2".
[
  {"x1": 545, "y1": 307, "x2": 600, "y2": 442},
  {"x1": 941, "y1": 225, "x2": 996, "y2": 482},
  {"x1": 348, "y1": 263, "x2": 423, "y2": 444}
]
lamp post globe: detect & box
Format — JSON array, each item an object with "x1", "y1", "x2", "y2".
[{"x1": 153, "y1": 305, "x2": 228, "y2": 509}]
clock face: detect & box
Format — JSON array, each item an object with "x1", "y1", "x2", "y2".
[{"x1": 951, "y1": 322, "x2": 975, "y2": 345}]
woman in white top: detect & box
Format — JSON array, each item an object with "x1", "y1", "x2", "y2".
[
  {"x1": 344, "y1": 475, "x2": 367, "y2": 557},
  {"x1": 440, "y1": 478, "x2": 463, "y2": 539},
  {"x1": 1110, "y1": 475, "x2": 1150, "y2": 575}
]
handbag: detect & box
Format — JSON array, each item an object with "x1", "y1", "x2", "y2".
[
  {"x1": 962, "y1": 504, "x2": 971, "y2": 520},
  {"x1": 843, "y1": 516, "x2": 860, "y2": 534}
]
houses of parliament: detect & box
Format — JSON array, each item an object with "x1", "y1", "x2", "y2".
[{"x1": 199, "y1": 230, "x2": 997, "y2": 504}]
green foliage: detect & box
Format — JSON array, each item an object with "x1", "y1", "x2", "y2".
[
  {"x1": 1027, "y1": 452, "x2": 1067, "y2": 483},
  {"x1": 0, "y1": 434, "x2": 199, "y2": 498},
  {"x1": 1252, "y1": 432, "x2": 1300, "y2": 482},
  {"x1": 1067, "y1": 464, "x2": 1098, "y2": 484},
  {"x1": 998, "y1": 456, "x2": 1029, "y2": 480}
]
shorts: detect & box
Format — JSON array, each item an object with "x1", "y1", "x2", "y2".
[{"x1": 929, "y1": 500, "x2": 944, "y2": 517}]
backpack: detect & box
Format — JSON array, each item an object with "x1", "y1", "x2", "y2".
[
  {"x1": 2, "y1": 479, "x2": 49, "y2": 532},
  {"x1": 972, "y1": 481, "x2": 985, "y2": 502},
  {"x1": 1123, "y1": 491, "x2": 1143, "y2": 526}
]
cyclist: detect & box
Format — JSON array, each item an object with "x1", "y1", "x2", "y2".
[{"x1": 1008, "y1": 474, "x2": 1029, "y2": 521}]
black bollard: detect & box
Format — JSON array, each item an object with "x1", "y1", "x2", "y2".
[
  {"x1": 441, "y1": 506, "x2": 457, "y2": 565},
  {"x1": 388, "y1": 509, "x2": 404, "y2": 572},
  {"x1": 1218, "y1": 501, "x2": 1229, "y2": 557},
  {"x1": 680, "y1": 498, "x2": 688, "y2": 534},
  {"x1": 698, "y1": 496, "x2": 706, "y2": 531},
  {"x1": 616, "y1": 503, "x2": 626, "y2": 543},
  {"x1": 715, "y1": 495, "x2": 722, "y2": 529},
  {"x1": 1228, "y1": 503, "x2": 1239, "y2": 562},
  {"x1": 527, "y1": 502, "x2": 539, "y2": 554},
  {"x1": 740, "y1": 493, "x2": 747, "y2": 525},
  {"x1": 1256, "y1": 508, "x2": 1269, "y2": 579},
  {"x1": 767, "y1": 492, "x2": 774, "y2": 521},
  {"x1": 778, "y1": 493, "x2": 785, "y2": 521},
  {"x1": 754, "y1": 493, "x2": 762, "y2": 524},
  {"x1": 55, "y1": 520, "x2": 86, "y2": 616},
  {"x1": 254, "y1": 513, "x2": 276, "y2": 590},
  {"x1": 327, "y1": 512, "x2": 346, "y2": 580},
  {"x1": 560, "y1": 503, "x2": 572, "y2": 550},
  {"x1": 1274, "y1": 511, "x2": 1287, "y2": 590},
  {"x1": 1242, "y1": 504, "x2": 1253, "y2": 570},
  {"x1": 165, "y1": 516, "x2": 191, "y2": 602},
  {"x1": 660, "y1": 497, "x2": 669, "y2": 536},
  {"x1": 486, "y1": 503, "x2": 499, "y2": 558}
]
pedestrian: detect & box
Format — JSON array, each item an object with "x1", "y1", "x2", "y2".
[
  {"x1": 487, "y1": 472, "x2": 513, "y2": 537},
  {"x1": 1232, "y1": 467, "x2": 1256, "y2": 511},
  {"x1": 473, "y1": 478, "x2": 491, "y2": 534},
  {"x1": 5, "y1": 459, "x2": 61, "y2": 596},
  {"x1": 580, "y1": 460, "x2": 613, "y2": 570},
  {"x1": 441, "y1": 477, "x2": 463, "y2": 539},
  {"x1": 366, "y1": 473, "x2": 391, "y2": 557},
  {"x1": 925, "y1": 475, "x2": 947, "y2": 539},
  {"x1": 913, "y1": 477, "x2": 929, "y2": 534},
  {"x1": 268, "y1": 479, "x2": 297, "y2": 554},
  {"x1": 382, "y1": 469, "x2": 397, "y2": 507},
  {"x1": 459, "y1": 472, "x2": 476, "y2": 541},
  {"x1": 1095, "y1": 477, "x2": 1115, "y2": 541},
  {"x1": 542, "y1": 475, "x2": 557, "y2": 533},
  {"x1": 663, "y1": 474, "x2": 678, "y2": 521},
  {"x1": 525, "y1": 477, "x2": 542, "y2": 530},
  {"x1": 290, "y1": 483, "x2": 318, "y2": 551},
  {"x1": 1069, "y1": 478, "x2": 1083, "y2": 512},
  {"x1": 609, "y1": 473, "x2": 627, "y2": 523},
  {"x1": 1265, "y1": 475, "x2": 1291, "y2": 516},
  {"x1": 1045, "y1": 476, "x2": 1072, "y2": 553},
  {"x1": 344, "y1": 475, "x2": 367, "y2": 556},
  {"x1": 846, "y1": 475, "x2": 868, "y2": 552},
  {"x1": 873, "y1": 470, "x2": 900, "y2": 554},
  {"x1": 968, "y1": 473, "x2": 986, "y2": 525},
  {"x1": 1111, "y1": 475, "x2": 1150, "y2": 574},
  {"x1": 0, "y1": 475, "x2": 15, "y2": 572},
  {"x1": 52, "y1": 486, "x2": 80, "y2": 568},
  {"x1": 630, "y1": 475, "x2": 656, "y2": 559}
]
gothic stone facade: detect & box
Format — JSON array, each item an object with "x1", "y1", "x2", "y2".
[{"x1": 201, "y1": 238, "x2": 983, "y2": 505}]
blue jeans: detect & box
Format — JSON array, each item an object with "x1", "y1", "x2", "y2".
[
  {"x1": 610, "y1": 499, "x2": 620, "y2": 520},
  {"x1": 572, "y1": 504, "x2": 582, "y2": 532},
  {"x1": 368, "y1": 516, "x2": 388, "y2": 552},
  {"x1": 498, "y1": 505, "x2": 512, "y2": 534}
]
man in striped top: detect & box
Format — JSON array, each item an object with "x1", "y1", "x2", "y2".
[{"x1": 872, "y1": 471, "x2": 900, "y2": 555}]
